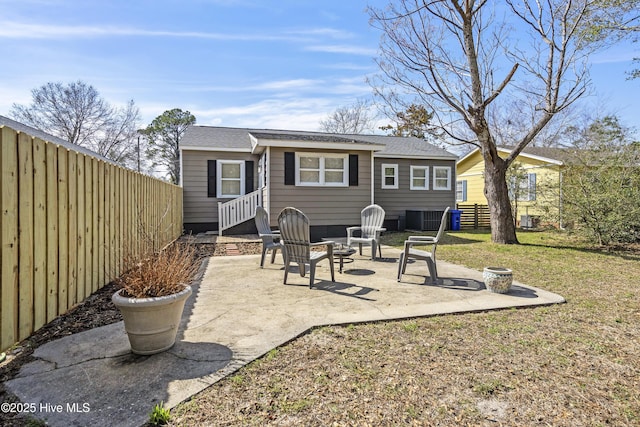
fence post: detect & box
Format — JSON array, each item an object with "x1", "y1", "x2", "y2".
[
  {"x1": 1, "y1": 127, "x2": 19, "y2": 350},
  {"x1": 18, "y1": 133, "x2": 34, "y2": 339},
  {"x1": 33, "y1": 138, "x2": 47, "y2": 331},
  {"x1": 474, "y1": 204, "x2": 479, "y2": 229}
]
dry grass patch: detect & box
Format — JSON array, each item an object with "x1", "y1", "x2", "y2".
[{"x1": 170, "y1": 230, "x2": 640, "y2": 426}]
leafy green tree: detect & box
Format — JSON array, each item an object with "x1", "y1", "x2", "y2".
[
  {"x1": 142, "y1": 109, "x2": 196, "y2": 184},
  {"x1": 562, "y1": 116, "x2": 640, "y2": 245},
  {"x1": 380, "y1": 104, "x2": 441, "y2": 141},
  {"x1": 581, "y1": 0, "x2": 639, "y2": 40}
]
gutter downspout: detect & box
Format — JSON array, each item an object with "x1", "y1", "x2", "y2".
[
  {"x1": 178, "y1": 148, "x2": 184, "y2": 186},
  {"x1": 370, "y1": 152, "x2": 375, "y2": 204},
  {"x1": 266, "y1": 146, "x2": 272, "y2": 225}
]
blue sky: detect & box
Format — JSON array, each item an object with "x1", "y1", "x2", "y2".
[{"x1": 1, "y1": 0, "x2": 638, "y2": 135}]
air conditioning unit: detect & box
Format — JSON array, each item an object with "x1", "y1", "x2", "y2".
[{"x1": 521, "y1": 215, "x2": 539, "y2": 229}]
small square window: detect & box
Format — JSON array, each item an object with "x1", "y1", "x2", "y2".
[
  {"x1": 433, "y1": 167, "x2": 451, "y2": 190},
  {"x1": 410, "y1": 166, "x2": 429, "y2": 190},
  {"x1": 217, "y1": 160, "x2": 245, "y2": 197},
  {"x1": 382, "y1": 164, "x2": 398, "y2": 189}
]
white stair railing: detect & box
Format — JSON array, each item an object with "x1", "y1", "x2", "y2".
[{"x1": 218, "y1": 189, "x2": 262, "y2": 235}]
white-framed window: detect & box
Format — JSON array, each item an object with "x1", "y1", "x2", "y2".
[
  {"x1": 456, "y1": 180, "x2": 468, "y2": 202},
  {"x1": 509, "y1": 173, "x2": 537, "y2": 201},
  {"x1": 295, "y1": 153, "x2": 348, "y2": 186},
  {"x1": 526, "y1": 173, "x2": 537, "y2": 201},
  {"x1": 410, "y1": 165, "x2": 429, "y2": 190},
  {"x1": 433, "y1": 166, "x2": 451, "y2": 190},
  {"x1": 217, "y1": 160, "x2": 245, "y2": 197},
  {"x1": 381, "y1": 163, "x2": 398, "y2": 189}
]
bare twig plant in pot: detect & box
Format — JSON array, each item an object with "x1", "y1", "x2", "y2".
[{"x1": 112, "y1": 242, "x2": 199, "y2": 355}]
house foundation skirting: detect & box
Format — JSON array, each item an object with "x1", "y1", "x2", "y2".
[{"x1": 185, "y1": 222, "x2": 402, "y2": 241}]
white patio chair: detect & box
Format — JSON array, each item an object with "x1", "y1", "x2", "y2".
[
  {"x1": 397, "y1": 207, "x2": 451, "y2": 285},
  {"x1": 277, "y1": 207, "x2": 335, "y2": 288},
  {"x1": 255, "y1": 206, "x2": 282, "y2": 268},
  {"x1": 346, "y1": 204, "x2": 386, "y2": 260}
]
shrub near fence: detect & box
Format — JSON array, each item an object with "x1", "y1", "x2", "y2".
[{"x1": 1, "y1": 126, "x2": 183, "y2": 353}]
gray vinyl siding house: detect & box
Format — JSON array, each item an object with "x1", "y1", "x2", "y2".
[
  {"x1": 182, "y1": 150, "x2": 256, "y2": 225},
  {"x1": 269, "y1": 146, "x2": 372, "y2": 229},
  {"x1": 180, "y1": 126, "x2": 457, "y2": 238}
]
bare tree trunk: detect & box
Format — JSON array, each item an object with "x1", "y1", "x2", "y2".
[
  {"x1": 483, "y1": 153, "x2": 518, "y2": 244},
  {"x1": 369, "y1": 0, "x2": 595, "y2": 244}
]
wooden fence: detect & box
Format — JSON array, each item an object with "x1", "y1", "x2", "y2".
[
  {"x1": 1, "y1": 126, "x2": 183, "y2": 353},
  {"x1": 456, "y1": 203, "x2": 491, "y2": 229}
]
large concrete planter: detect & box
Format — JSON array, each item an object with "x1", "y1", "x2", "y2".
[{"x1": 112, "y1": 286, "x2": 192, "y2": 355}]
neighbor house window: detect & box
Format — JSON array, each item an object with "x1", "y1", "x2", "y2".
[
  {"x1": 509, "y1": 173, "x2": 536, "y2": 201},
  {"x1": 527, "y1": 173, "x2": 536, "y2": 201},
  {"x1": 456, "y1": 180, "x2": 468, "y2": 202},
  {"x1": 381, "y1": 164, "x2": 398, "y2": 189},
  {"x1": 410, "y1": 166, "x2": 429, "y2": 190},
  {"x1": 295, "y1": 153, "x2": 348, "y2": 186},
  {"x1": 217, "y1": 160, "x2": 245, "y2": 197},
  {"x1": 433, "y1": 166, "x2": 451, "y2": 190}
]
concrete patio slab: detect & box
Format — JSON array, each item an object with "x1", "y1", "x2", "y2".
[{"x1": 6, "y1": 247, "x2": 565, "y2": 427}]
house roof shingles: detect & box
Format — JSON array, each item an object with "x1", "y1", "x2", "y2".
[
  {"x1": 180, "y1": 125, "x2": 458, "y2": 160},
  {"x1": 502, "y1": 146, "x2": 590, "y2": 165}
]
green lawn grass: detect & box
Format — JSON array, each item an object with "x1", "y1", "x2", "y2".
[{"x1": 172, "y1": 230, "x2": 640, "y2": 426}]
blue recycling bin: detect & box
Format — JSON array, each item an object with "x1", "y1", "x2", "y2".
[{"x1": 450, "y1": 209, "x2": 462, "y2": 231}]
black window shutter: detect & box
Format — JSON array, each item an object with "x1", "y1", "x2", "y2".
[
  {"x1": 245, "y1": 160, "x2": 254, "y2": 193},
  {"x1": 349, "y1": 154, "x2": 358, "y2": 186},
  {"x1": 284, "y1": 152, "x2": 295, "y2": 185},
  {"x1": 207, "y1": 160, "x2": 217, "y2": 197}
]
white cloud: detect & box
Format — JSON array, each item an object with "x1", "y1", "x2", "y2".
[
  {"x1": 0, "y1": 21, "x2": 363, "y2": 46},
  {"x1": 285, "y1": 28, "x2": 354, "y2": 40},
  {"x1": 0, "y1": 83, "x2": 42, "y2": 116},
  {"x1": 0, "y1": 21, "x2": 307, "y2": 42},
  {"x1": 190, "y1": 95, "x2": 388, "y2": 134},
  {"x1": 590, "y1": 39, "x2": 639, "y2": 64},
  {"x1": 305, "y1": 44, "x2": 377, "y2": 56},
  {"x1": 250, "y1": 79, "x2": 323, "y2": 91},
  {"x1": 168, "y1": 76, "x2": 371, "y2": 97},
  {"x1": 591, "y1": 51, "x2": 637, "y2": 64},
  {"x1": 322, "y1": 62, "x2": 377, "y2": 71},
  {"x1": 193, "y1": 97, "x2": 337, "y2": 131}
]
